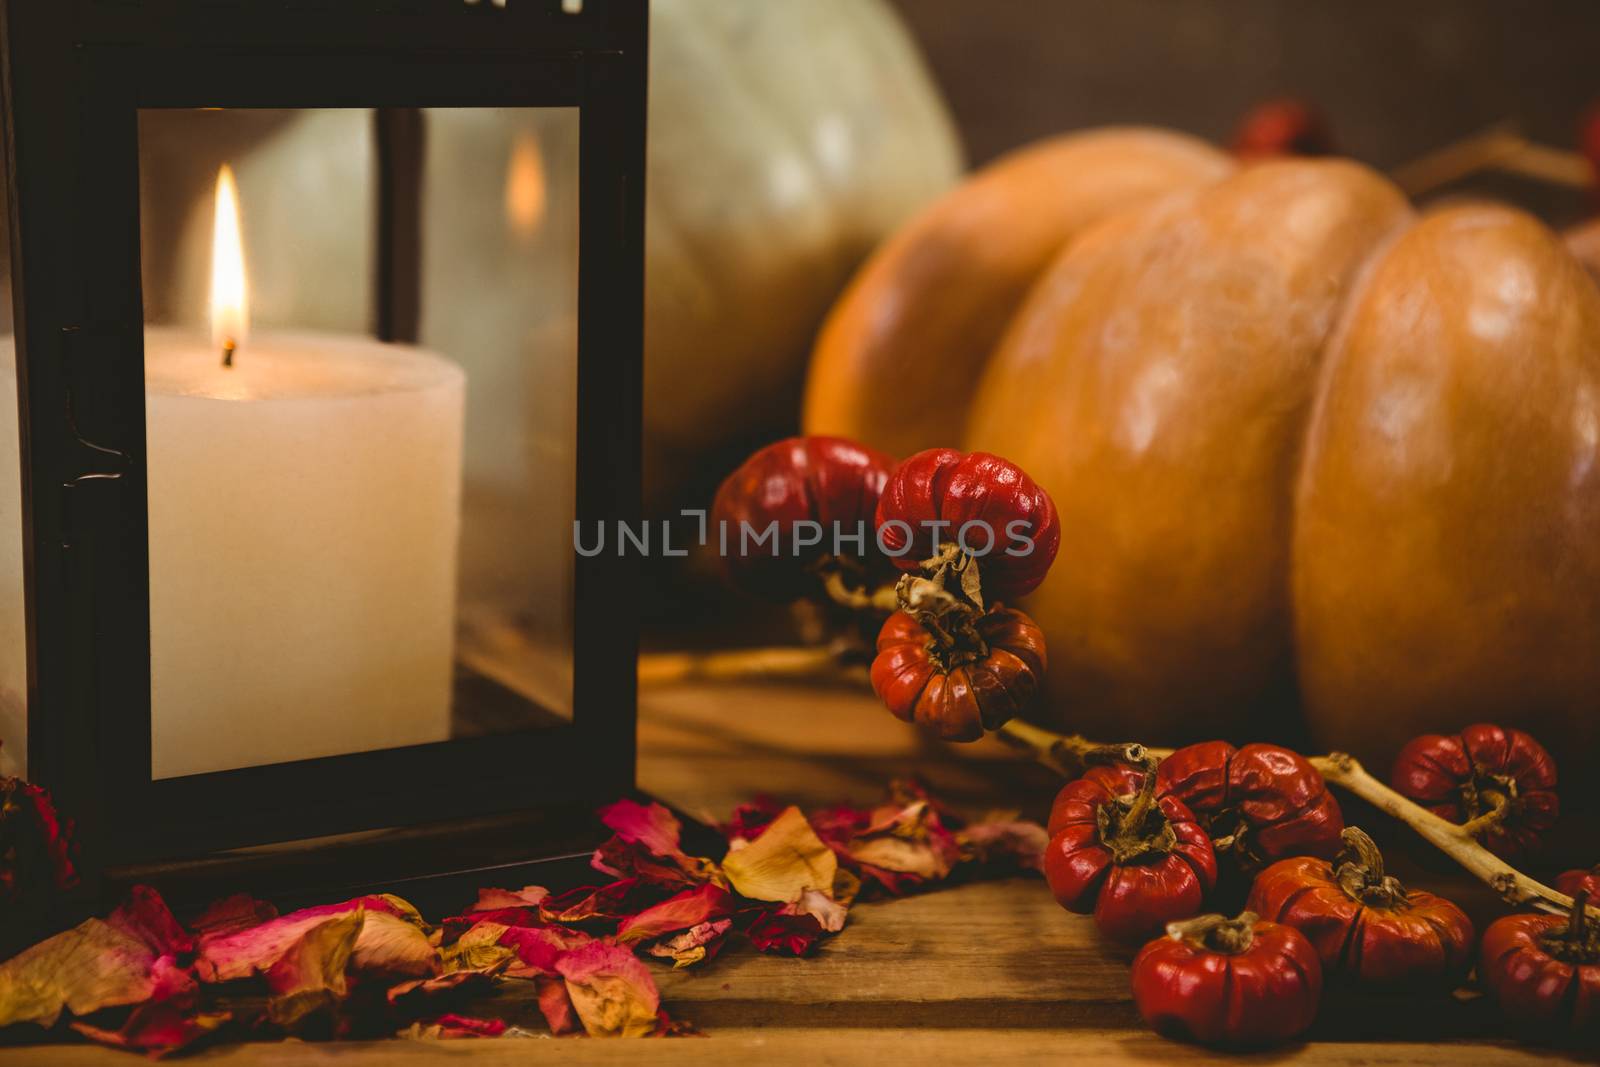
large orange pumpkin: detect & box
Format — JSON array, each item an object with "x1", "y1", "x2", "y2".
[
  {"x1": 803, "y1": 128, "x2": 1232, "y2": 460},
  {"x1": 803, "y1": 138, "x2": 1600, "y2": 771}
]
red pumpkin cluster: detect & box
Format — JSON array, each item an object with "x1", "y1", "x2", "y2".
[
  {"x1": 1248, "y1": 828, "x2": 1475, "y2": 990},
  {"x1": 1389, "y1": 723, "x2": 1559, "y2": 860},
  {"x1": 1131, "y1": 911, "x2": 1321, "y2": 1047},
  {"x1": 1046, "y1": 721, "x2": 1595, "y2": 1049},
  {"x1": 1044, "y1": 763, "x2": 1217, "y2": 944},
  {"x1": 1480, "y1": 891, "x2": 1599, "y2": 1037},
  {"x1": 715, "y1": 438, "x2": 1061, "y2": 741},
  {"x1": 710, "y1": 435, "x2": 896, "y2": 602},
  {"x1": 1156, "y1": 740, "x2": 1344, "y2": 871}
]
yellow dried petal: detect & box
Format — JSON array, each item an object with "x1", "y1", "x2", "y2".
[{"x1": 721, "y1": 807, "x2": 837, "y2": 903}]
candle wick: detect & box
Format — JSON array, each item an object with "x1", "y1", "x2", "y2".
[{"x1": 221, "y1": 338, "x2": 237, "y2": 369}]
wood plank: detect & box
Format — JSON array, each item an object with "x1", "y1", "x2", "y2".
[
  {"x1": 0, "y1": 678, "x2": 1576, "y2": 1063},
  {"x1": 637, "y1": 679, "x2": 1062, "y2": 822},
  {"x1": 0, "y1": 1030, "x2": 1565, "y2": 1067}
]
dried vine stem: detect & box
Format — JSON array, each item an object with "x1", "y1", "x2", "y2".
[
  {"x1": 638, "y1": 646, "x2": 859, "y2": 686},
  {"x1": 994, "y1": 719, "x2": 1171, "y2": 777},
  {"x1": 1001, "y1": 720, "x2": 1584, "y2": 919},
  {"x1": 820, "y1": 571, "x2": 901, "y2": 614},
  {"x1": 634, "y1": 641, "x2": 1589, "y2": 921},
  {"x1": 1309, "y1": 752, "x2": 1584, "y2": 918}
]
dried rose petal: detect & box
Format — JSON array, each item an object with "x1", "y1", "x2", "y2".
[
  {"x1": 954, "y1": 814, "x2": 1049, "y2": 871},
  {"x1": 0, "y1": 770, "x2": 79, "y2": 956},
  {"x1": 442, "y1": 906, "x2": 541, "y2": 943},
  {"x1": 0, "y1": 917, "x2": 168, "y2": 1028},
  {"x1": 646, "y1": 919, "x2": 732, "y2": 969},
  {"x1": 536, "y1": 975, "x2": 581, "y2": 1035},
  {"x1": 439, "y1": 921, "x2": 518, "y2": 974},
  {"x1": 744, "y1": 909, "x2": 827, "y2": 957},
  {"x1": 721, "y1": 797, "x2": 784, "y2": 845},
  {"x1": 498, "y1": 924, "x2": 595, "y2": 978},
  {"x1": 196, "y1": 895, "x2": 427, "y2": 983},
  {"x1": 108, "y1": 885, "x2": 193, "y2": 958},
  {"x1": 69, "y1": 956, "x2": 228, "y2": 1058},
  {"x1": 400, "y1": 1013, "x2": 509, "y2": 1040},
  {"x1": 264, "y1": 910, "x2": 362, "y2": 1031},
  {"x1": 840, "y1": 797, "x2": 960, "y2": 894},
  {"x1": 783, "y1": 888, "x2": 847, "y2": 934},
  {"x1": 471, "y1": 886, "x2": 549, "y2": 911},
  {"x1": 539, "y1": 878, "x2": 655, "y2": 926},
  {"x1": 350, "y1": 912, "x2": 439, "y2": 979},
  {"x1": 721, "y1": 807, "x2": 837, "y2": 903},
  {"x1": 387, "y1": 964, "x2": 507, "y2": 1015},
  {"x1": 554, "y1": 940, "x2": 661, "y2": 1038},
  {"x1": 187, "y1": 893, "x2": 277, "y2": 938},
  {"x1": 592, "y1": 800, "x2": 720, "y2": 888},
  {"x1": 616, "y1": 884, "x2": 733, "y2": 945},
  {"x1": 0, "y1": 769, "x2": 78, "y2": 898}
]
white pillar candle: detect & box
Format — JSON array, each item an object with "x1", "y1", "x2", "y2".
[{"x1": 0, "y1": 330, "x2": 466, "y2": 780}]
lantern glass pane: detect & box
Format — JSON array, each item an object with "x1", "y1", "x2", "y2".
[{"x1": 137, "y1": 108, "x2": 577, "y2": 780}]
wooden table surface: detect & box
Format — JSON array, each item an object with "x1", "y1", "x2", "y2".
[{"x1": 2, "y1": 677, "x2": 1590, "y2": 1065}]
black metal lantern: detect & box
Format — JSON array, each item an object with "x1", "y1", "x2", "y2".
[{"x1": 0, "y1": 0, "x2": 646, "y2": 905}]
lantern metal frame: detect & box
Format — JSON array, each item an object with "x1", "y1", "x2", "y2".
[{"x1": 0, "y1": 0, "x2": 646, "y2": 896}]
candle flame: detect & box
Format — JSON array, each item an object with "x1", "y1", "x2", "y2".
[
  {"x1": 505, "y1": 131, "x2": 546, "y2": 239},
  {"x1": 210, "y1": 164, "x2": 249, "y2": 357}
]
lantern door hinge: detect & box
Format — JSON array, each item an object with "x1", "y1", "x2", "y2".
[{"x1": 58, "y1": 325, "x2": 133, "y2": 487}]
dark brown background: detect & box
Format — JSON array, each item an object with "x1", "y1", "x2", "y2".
[{"x1": 888, "y1": 0, "x2": 1599, "y2": 175}]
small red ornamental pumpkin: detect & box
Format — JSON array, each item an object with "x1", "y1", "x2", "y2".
[
  {"x1": 1247, "y1": 827, "x2": 1474, "y2": 989},
  {"x1": 1480, "y1": 892, "x2": 1599, "y2": 1039},
  {"x1": 1131, "y1": 911, "x2": 1322, "y2": 1047},
  {"x1": 1044, "y1": 765, "x2": 1218, "y2": 944},
  {"x1": 1229, "y1": 97, "x2": 1335, "y2": 160},
  {"x1": 1558, "y1": 866, "x2": 1600, "y2": 901},
  {"x1": 1389, "y1": 723, "x2": 1558, "y2": 859},
  {"x1": 710, "y1": 435, "x2": 895, "y2": 602},
  {"x1": 1156, "y1": 740, "x2": 1343, "y2": 871},
  {"x1": 874, "y1": 448, "x2": 1059, "y2": 604},
  {"x1": 870, "y1": 606, "x2": 1046, "y2": 742}
]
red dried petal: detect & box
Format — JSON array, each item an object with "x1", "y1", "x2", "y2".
[
  {"x1": 108, "y1": 885, "x2": 194, "y2": 958},
  {"x1": 402, "y1": 1013, "x2": 509, "y2": 1039},
  {"x1": 188, "y1": 894, "x2": 277, "y2": 938},
  {"x1": 535, "y1": 975, "x2": 581, "y2": 1035},
  {"x1": 196, "y1": 895, "x2": 424, "y2": 983},
  {"x1": 955, "y1": 815, "x2": 1050, "y2": 871},
  {"x1": 442, "y1": 906, "x2": 542, "y2": 943},
  {"x1": 386, "y1": 967, "x2": 507, "y2": 1027},
  {"x1": 616, "y1": 884, "x2": 733, "y2": 945},
  {"x1": 721, "y1": 797, "x2": 785, "y2": 844},
  {"x1": 592, "y1": 800, "x2": 718, "y2": 888},
  {"x1": 69, "y1": 956, "x2": 228, "y2": 1058},
  {"x1": 745, "y1": 908, "x2": 827, "y2": 956},
  {"x1": 497, "y1": 924, "x2": 595, "y2": 978},
  {"x1": 539, "y1": 878, "x2": 657, "y2": 926}
]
